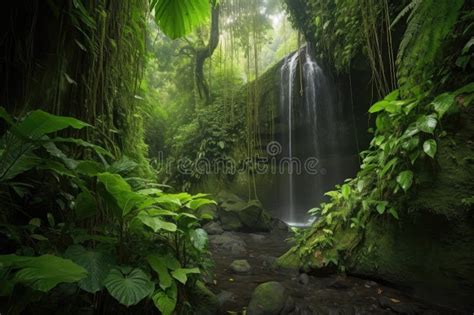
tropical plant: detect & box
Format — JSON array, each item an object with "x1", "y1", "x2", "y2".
[
  {"x1": 0, "y1": 108, "x2": 216, "y2": 314},
  {"x1": 151, "y1": 0, "x2": 212, "y2": 39}
]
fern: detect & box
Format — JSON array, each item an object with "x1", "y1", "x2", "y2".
[
  {"x1": 390, "y1": 0, "x2": 422, "y2": 28},
  {"x1": 396, "y1": 0, "x2": 465, "y2": 95}
]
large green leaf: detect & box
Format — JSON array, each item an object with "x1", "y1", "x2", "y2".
[
  {"x1": 0, "y1": 152, "x2": 42, "y2": 182},
  {"x1": 64, "y1": 245, "x2": 114, "y2": 293},
  {"x1": 15, "y1": 110, "x2": 89, "y2": 140},
  {"x1": 454, "y1": 82, "x2": 474, "y2": 96},
  {"x1": 147, "y1": 255, "x2": 173, "y2": 290},
  {"x1": 51, "y1": 137, "x2": 114, "y2": 158},
  {"x1": 423, "y1": 139, "x2": 437, "y2": 158},
  {"x1": 189, "y1": 228, "x2": 208, "y2": 251},
  {"x1": 186, "y1": 198, "x2": 216, "y2": 210},
  {"x1": 104, "y1": 268, "x2": 154, "y2": 307},
  {"x1": 396, "y1": 170, "x2": 414, "y2": 192},
  {"x1": 0, "y1": 254, "x2": 87, "y2": 292},
  {"x1": 170, "y1": 267, "x2": 200, "y2": 285},
  {"x1": 341, "y1": 184, "x2": 351, "y2": 200},
  {"x1": 416, "y1": 115, "x2": 437, "y2": 134},
  {"x1": 136, "y1": 211, "x2": 177, "y2": 232},
  {"x1": 42, "y1": 141, "x2": 78, "y2": 169},
  {"x1": 152, "y1": 282, "x2": 177, "y2": 315},
  {"x1": 432, "y1": 93, "x2": 455, "y2": 119},
  {"x1": 368, "y1": 100, "x2": 399, "y2": 113},
  {"x1": 153, "y1": 0, "x2": 210, "y2": 39},
  {"x1": 75, "y1": 160, "x2": 105, "y2": 176},
  {"x1": 75, "y1": 190, "x2": 97, "y2": 220},
  {"x1": 379, "y1": 157, "x2": 398, "y2": 177},
  {"x1": 97, "y1": 172, "x2": 148, "y2": 216}
]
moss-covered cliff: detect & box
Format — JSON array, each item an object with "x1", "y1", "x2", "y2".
[{"x1": 278, "y1": 0, "x2": 474, "y2": 310}]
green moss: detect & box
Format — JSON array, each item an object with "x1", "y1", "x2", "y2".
[
  {"x1": 409, "y1": 110, "x2": 474, "y2": 218},
  {"x1": 276, "y1": 249, "x2": 302, "y2": 270},
  {"x1": 349, "y1": 212, "x2": 474, "y2": 307}
]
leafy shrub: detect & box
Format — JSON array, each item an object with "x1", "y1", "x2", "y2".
[
  {"x1": 290, "y1": 82, "x2": 474, "y2": 268},
  {"x1": 0, "y1": 108, "x2": 215, "y2": 314}
]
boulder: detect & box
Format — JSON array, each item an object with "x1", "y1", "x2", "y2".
[
  {"x1": 247, "y1": 281, "x2": 287, "y2": 315},
  {"x1": 298, "y1": 273, "x2": 309, "y2": 285},
  {"x1": 259, "y1": 255, "x2": 277, "y2": 270},
  {"x1": 250, "y1": 234, "x2": 266, "y2": 242},
  {"x1": 197, "y1": 203, "x2": 218, "y2": 221},
  {"x1": 217, "y1": 191, "x2": 273, "y2": 232},
  {"x1": 203, "y1": 221, "x2": 224, "y2": 235},
  {"x1": 230, "y1": 243, "x2": 247, "y2": 256},
  {"x1": 229, "y1": 259, "x2": 251, "y2": 274},
  {"x1": 216, "y1": 290, "x2": 235, "y2": 306},
  {"x1": 209, "y1": 232, "x2": 247, "y2": 256}
]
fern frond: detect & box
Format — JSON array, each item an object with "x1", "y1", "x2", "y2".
[
  {"x1": 396, "y1": 0, "x2": 464, "y2": 95},
  {"x1": 391, "y1": 0, "x2": 422, "y2": 28}
]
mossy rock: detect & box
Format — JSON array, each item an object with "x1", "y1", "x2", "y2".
[
  {"x1": 276, "y1": 250, "x2": 301, "y2": 271},
  {"x1": 217, "y1": 191, "x2": 273, "y2": 232},
  {"x1": 247, "y1": 281, "x2": 287, "y2": 315},
  {"x1": 197, "y1": 203, "x2": 218, "y2": 221}
]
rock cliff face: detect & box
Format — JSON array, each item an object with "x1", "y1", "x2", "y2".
[
  {"x1": 346, "y1": 106, "x2": 474, "y2": 309},
  {"x1": 275, "y1": 1, "x2": 474, "y2": 310}
]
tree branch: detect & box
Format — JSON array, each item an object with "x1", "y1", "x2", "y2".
[{"x1": 195, "y1": 3, "x2": 220, "y2": 104}]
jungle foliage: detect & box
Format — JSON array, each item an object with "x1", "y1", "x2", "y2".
[
  {"x1": 144, "y1": 0, "x2": 297, "y2": 193},
  {"x1": 285, "y1": 0, "x2": 474, "y2": 269},
  {"x1": 0, "y1": 109, "x2": 215, "y2": 314},
  {"x1": 0, "y1": 0, "x2": 228, "y2": 313}
]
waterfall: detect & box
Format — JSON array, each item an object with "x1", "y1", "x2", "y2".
[
  {"x1": 280, "y1": 52, "x2": 299, "y2": 222},
  {"x1": 278, "y1": 45, "x2": 348, "y2": 225}
]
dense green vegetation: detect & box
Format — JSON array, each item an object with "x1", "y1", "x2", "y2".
[
  {"x1": 280, "y1": 0, "x2": 473, "y2": 263},
  {"x1": 1, "y1": 0, "x2": 473, "y2": 313}
]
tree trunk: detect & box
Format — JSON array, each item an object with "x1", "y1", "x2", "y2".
[{"x1": 195, "y1": 4, "x2": 220, "y2": 104}]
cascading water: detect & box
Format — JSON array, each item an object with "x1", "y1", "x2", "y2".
[
  {"x1": 278, "y1": 45, "x2": 358, "y2": 225},
  {"x1": 280, "y1": 52, "x2": 299, "y2": 222}
]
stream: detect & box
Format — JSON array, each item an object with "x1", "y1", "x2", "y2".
[{"x1": 207, "y1": 225, "x2": 463, "y2": 314}]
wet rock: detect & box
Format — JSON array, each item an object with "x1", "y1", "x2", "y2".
[
  {"x1": 229, "y1": 259, "x2": 251, "y2": 273},
  {"x1": 250, "y1": 233, "x2": 266, "y2": 242},
  {"x1": 197, "y1": 204, "x2": 218, "y2": 221},
  {"x1": 204, "y1": 221, "x2": 224, "y2": 235},
  {"x1": 378, "y1": 296, "x2": 421, "y2": 314},
  {"x1": 230, "y1": 243, "x2": 247, "y2": 256},
  {"x1": 272, "y1": 218, "x2": 289, "y2": 231},
  {"x1": 220, "y1": 212, "x2": 243, "y2": 231},
  {"x1": 209, "y1": 233, "x2": 248, "y2": 257},
  {"x1": 281, "y1": 296, "x2": 296, "y2": 314},
  {"x1": 217, "y1": 191, "x2": 273, "y2": 232},
  {"x1": 298, "y1": 273, "x2": 309, "y2": 285},
  {"x1": 209, "y1": 232, "x2": 245, "y2": 248},
  {"x1": 259, "y1": 255, "x2": 277, "y2": 269},
  {"x1": 327, "y1": 275, "x2": 351, "y2": 289},
  {"x1": 216, "y1": 290, "x2": 235, "y2": 306},
  {"x1": 248, "y1": 281, "x2": 287, "y2": 315}
]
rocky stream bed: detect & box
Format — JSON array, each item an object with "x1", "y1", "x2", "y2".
[{"x1": 204, "y1": 221, "x2": 466, "y2": 315}]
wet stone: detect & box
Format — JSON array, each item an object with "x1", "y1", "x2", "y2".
[
  {"x1": 298, "y1": 273, "x2": 309, "y2": 285},
  {"x1": 230, "y1": 259, "x2": 251, "y2": 274}
]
